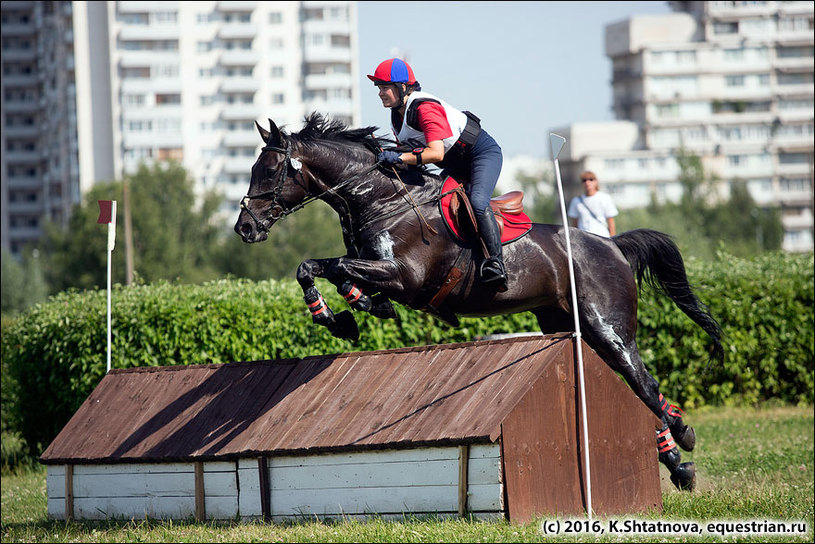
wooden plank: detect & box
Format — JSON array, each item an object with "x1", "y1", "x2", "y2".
[
  {"x1": 237, "y1": 463, "x2": 261, "y2": 518},
  {"x1": 269, "y1": 458, "x2": 459, "y2": 490},
  {"x1": 458, "y1": 445, "x2": 469, "y2": 516},
  {"x1": 70, "y1": 471, "x2": 198, "y2": 498},
  {"x1": 195, "y1": 462, "x2": 205, "y2": 521},
  {"x1": 71, "y1": 496, "x2": 196, "y2": 520},
  {"x1": 271, "y1": 445, "x2": 459, "y2": 468},
  {"x1": 72, "y1": 462, "x2": 193, "y2": 475},
  {"x1": 65, "y1": 464, "x2": 74, "y2": 521},
  {"x1": 269, "y1": 484, "x2": 459, "y2": 516}
]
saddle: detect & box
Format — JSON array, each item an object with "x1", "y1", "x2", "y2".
[{"x1": 439, "y1": 177, "x2": 532, "y2": 245}]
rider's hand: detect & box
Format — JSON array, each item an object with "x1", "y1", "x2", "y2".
[{"x1": 377, "y1": 150, "x2": 403, "y2": 166}]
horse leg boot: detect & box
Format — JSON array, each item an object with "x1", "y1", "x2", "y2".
[
  {"x1": 336, "y1": 281, "x2": 397, "y2": 320},
  {"x1": 475, "y1": 207, "x2": 508, "y2": 292},
  {"x1": 303, "y1": 286, "x2": 359, "y2": 342},
  {"x1": 660, "y1": 393, "x2": 696, "y2": 451},
  {"x1": 658, "y1": 423, "x2": 696, "y2": 491}
]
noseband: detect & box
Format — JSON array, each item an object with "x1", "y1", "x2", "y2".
[
  {"x1": 239, "y1": 141, "x2": 305, "y2": 233},
  {"x1": 240, "y1": 140, "x2": 379, "y2": 235}
]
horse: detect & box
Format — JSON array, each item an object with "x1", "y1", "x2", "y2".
[{"x1": 234, "y1": 113, "x2": 723, "y2": 491}]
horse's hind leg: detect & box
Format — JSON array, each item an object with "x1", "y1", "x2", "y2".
[{"x1": 573, "y1": 309, "x2": 697, "y2": 490}]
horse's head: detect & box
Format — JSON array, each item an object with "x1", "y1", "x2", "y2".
[{"x1": 234, "y1": 119, "x2": 316, "y2": 243}]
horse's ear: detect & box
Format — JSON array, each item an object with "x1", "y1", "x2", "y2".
[{"x1": 256, "y1": 119, "x2": 282, "y2": 145}]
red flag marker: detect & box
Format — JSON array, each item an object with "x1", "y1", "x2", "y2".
[{"x1": 97, "y1": 200, "x2": 114, "y2": 224}]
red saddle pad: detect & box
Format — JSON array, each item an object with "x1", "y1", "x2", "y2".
[{"x1": 439, "y1": 176, "x2": 532, "y2": 245}]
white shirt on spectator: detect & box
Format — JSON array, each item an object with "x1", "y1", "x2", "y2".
[{"x1": 568, "y1": 192, "x2": 619, "y2": 237}]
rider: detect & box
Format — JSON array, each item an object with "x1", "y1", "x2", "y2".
[{"x1": 368, "y1": 58, "x2": 507, "y2": 291}]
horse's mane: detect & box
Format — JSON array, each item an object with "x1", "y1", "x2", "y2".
[
  {"x1": 283, "y1": 112, "x2": 444, "y2": 183},
  {"x1": 286, "y1": 112, "x2": 392, "y2": 155}
]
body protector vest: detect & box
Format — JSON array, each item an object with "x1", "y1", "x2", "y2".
[{"x1": 390, "y1": 92, "x2": 482, "y2": 172}]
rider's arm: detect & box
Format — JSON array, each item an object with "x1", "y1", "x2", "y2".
[
  {"x1": 399, "y1": 102, "x2": 451, "y2": 166},
  {"x1": 400, "y1": 140, "x2": 444, "y2": 165}
]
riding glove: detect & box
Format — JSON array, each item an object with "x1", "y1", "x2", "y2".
[{"x1": 377, "y1": 150, "x2": 403, "y2": 166}]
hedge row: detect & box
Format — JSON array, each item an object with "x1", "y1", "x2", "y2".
[{"x1": 2, "y1": 251, "x2": 812, "y2": 452}]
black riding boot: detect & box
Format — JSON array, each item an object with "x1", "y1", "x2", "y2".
[{"x1": 475, "y1": 207, "x2": 508, "y2": 291}]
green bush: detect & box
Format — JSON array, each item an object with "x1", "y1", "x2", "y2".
[{"x1": 2, "y1": 252, "x2": 812, "y2": 454}]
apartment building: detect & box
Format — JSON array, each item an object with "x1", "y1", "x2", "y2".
[
  {"x1": 1, "y1": 0, "x2": 359, "y2": 257},
  {"x1": 2, "y1": 0, "x2": 81, "y2": 256},
  {"x1": 552, "y1": 0, "x2": 813, "y2": 252}
]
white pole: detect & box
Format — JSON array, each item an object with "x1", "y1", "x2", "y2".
[
  {"x1": 105, "y1": 201, "x2": 117, "y2": 373},
  {"x1": 549, "y1": 134, "x2": 593, "y2": 519},
  {"x1": 106, "y1": 237, "x2": 112, "y2": 373}
]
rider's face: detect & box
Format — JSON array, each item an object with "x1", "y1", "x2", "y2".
[{"x1": 376, "y1": 83, "x2": 401, "y2": 108}]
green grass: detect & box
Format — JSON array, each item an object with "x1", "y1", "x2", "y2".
[{"x1": 2, "y1": 405, "x2": 812, "y2": 542}]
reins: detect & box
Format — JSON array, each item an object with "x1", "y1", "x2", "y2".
[
  {"x1": 240, "y1": 141, "x2": 378, "y2": 234},
  {"x1": 241, "y1": 137, "x2": 448, "y2": 245}
]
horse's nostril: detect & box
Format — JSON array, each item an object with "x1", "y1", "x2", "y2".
[{"x1": 237, "y1": 222, "x2": 253, "y2": 238}]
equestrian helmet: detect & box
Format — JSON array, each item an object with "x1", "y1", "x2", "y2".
[{"x1": 367, "y1": 58, "x2": 417, "y2": 85}]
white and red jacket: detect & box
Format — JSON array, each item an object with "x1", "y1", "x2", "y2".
[{"x1": 390, "y1": 91, "x2": 469, "y2": 152}]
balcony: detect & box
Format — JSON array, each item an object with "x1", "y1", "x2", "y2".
[
  {"x1": 219, "y1": 50, "x2": 259, "y2": 66},
  {"x1": 222, "y1": 131, "x2": 259, "y2": 147},
  {"x1": 220, "y1": 77, "x2": 259, "y2": 93},
  {"x1": 118, "y1": 25, "x2": 179, "y2": 41},
  {"x1": 216, "y1": 1, "x2": 256, "y2": 11},
  {"x1": 304, "y1": 72, "x2": 352, "y2": 89},
  {"x1": 217, "y1": 24, "x2": 257, "y2": 40},
  {"x1": 220, "y1": 104, "x2": 261, "y2": 121},
  {"x1": 302, "y1": 44, "x2": 352, "y2": 64},
  {"x1": 223, "y1": 157, "x2": 254, "y2": 175},
  {"x1": 117, "y1": 1, "x2": 178, "y2": 13}
]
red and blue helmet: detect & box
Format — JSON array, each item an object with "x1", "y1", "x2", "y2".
[{"x1": 367, "y1": 58, "x2": 417, "y2": 85}]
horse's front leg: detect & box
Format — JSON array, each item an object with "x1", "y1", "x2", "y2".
[
  {"x1": 296, "y1": 258, "x2": 360, "y2": 341},
  {"x1": 296, "y1": 257, "x2": 403, "y2": 341}
]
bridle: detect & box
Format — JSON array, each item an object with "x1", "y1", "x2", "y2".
[{"x1": 239, "y1": 140, "x2": 379, "y2": 237}]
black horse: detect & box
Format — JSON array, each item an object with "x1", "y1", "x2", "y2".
[{"x1": 235, "y1": 114, "x2": 723, "y2": 491}]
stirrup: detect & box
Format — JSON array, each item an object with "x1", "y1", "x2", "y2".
[{"x1": 479, "y1": 258, "x2": 508, "y2": 292}]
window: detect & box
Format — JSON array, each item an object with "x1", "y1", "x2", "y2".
[
  {"x1": 271, "y1": 66, "x2": 284, "y2": 77},
  {"x1": 155, "y1": 93, "x2": 181, "y2": 105},
  {"x1": 269, "y1": 12, "x2": 282, "y2": 23},
  {"x1": 725, "y1": 75, "x2": 745, "y2": 87},
  {"x1": 272, "y1": 93, "x2": 285, "y2": 104},
  {"x1": 121, "y1": 67, "x2": 150, "y2": 78},
  {"x1": 157, "y1": 148, "x2": 183, "y2": 160},
  {"x1": 778, "y1": 73, "x2": 814, "y2": 85},
  {"x1": 713, "y1": 21, "x2": 738, "y2": 34}
]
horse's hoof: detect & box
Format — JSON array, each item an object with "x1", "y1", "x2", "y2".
[
  {"x1": 670, "y1": 462, "x2": 696, "y2": 491},
  {"x1": 329, "y1": 310, "x2": 359, "y2": 342},
  {"x1": 674, "y1": 425, "x2": 696, "y2": 452},
  {"x1": 370, "y1": 294, "x2": 398, "y2": 320}
]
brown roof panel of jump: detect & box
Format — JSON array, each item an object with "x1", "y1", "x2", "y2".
[{"x1": 40, "y1": 334, "x2": 573, "y2": 464}]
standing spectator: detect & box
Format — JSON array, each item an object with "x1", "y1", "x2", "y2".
[{"x1": 568, "y1": 170, "x2": 618, "y2": 237}]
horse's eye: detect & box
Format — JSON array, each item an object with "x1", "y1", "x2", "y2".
[{"x1": 265, "y1": 167, "x2": 275, "y2": 178}]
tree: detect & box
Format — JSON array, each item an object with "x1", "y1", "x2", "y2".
[
  {"x1": 37, "y1": 161, "x2": 225, "y2": 292},
  {"x1": 215, "y1": 199, "x2": 347, "y2": 281},
  {"x1": 514, "y1": 169, "x2": 559, "y2": 225},
  {"x1": 1, "y1": 248, "x2": 48, "y2": 315},
  {"x1": 617, "y1": 148, "x2": 783, "y2": 259}
]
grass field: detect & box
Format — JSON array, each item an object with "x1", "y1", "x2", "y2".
[{"x1": 2, "y1": 405, "x2": 812, "y2": 543}]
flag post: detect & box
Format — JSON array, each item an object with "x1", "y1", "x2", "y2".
[
  {"x1": 549, "y1": 134, "x2": 593, "y2": 518},
  {"x1": 97, "y1": 200, "x2": 117, "y2": 373}
]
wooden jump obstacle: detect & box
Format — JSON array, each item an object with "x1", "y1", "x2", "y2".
[{"x1": 40, "y1": 334, "x2": 662, "y2": 523}]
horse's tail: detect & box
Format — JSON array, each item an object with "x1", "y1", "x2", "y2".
[{"x1": 613, "y1": 228, "x2": 723, "y2": 365}]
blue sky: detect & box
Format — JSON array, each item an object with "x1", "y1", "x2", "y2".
[{"x1": 357, "y1": 1, "x2": 673, "y2": 157}]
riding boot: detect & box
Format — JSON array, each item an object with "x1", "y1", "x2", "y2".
[{"x1": 475, "y1": 207, "x2": 508, "y2": 292}]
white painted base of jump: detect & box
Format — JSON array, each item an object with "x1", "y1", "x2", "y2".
[{"x1": 47, "y1": 444, "x2": 503, "y2": 521}]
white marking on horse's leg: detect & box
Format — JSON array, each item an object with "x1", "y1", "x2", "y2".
[
  {"x1": 373, "y1": 231, "x2": 395, "y2": 261},
  {"x1": 588, "y1": 304, "x2": 634, "y2": 371}
]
